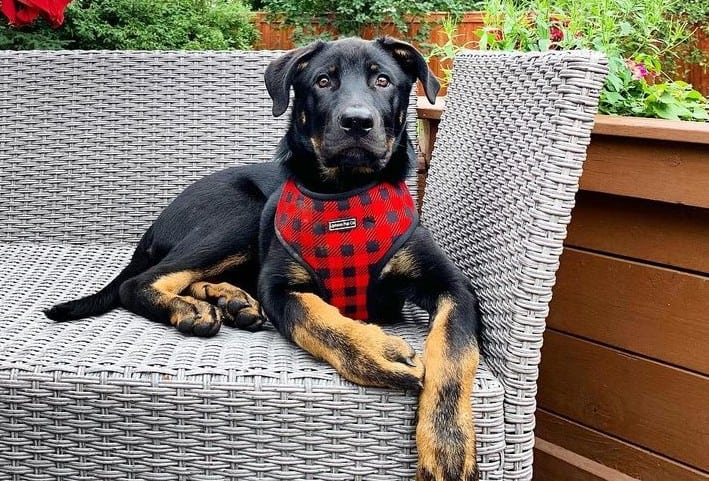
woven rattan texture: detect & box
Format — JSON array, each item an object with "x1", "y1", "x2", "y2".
[
  {"x1": 0, "y1": 50, "x2": 507, "y2": 480},
  {"x1": 0, "y1": 50, "x2": 419, "y2": 245},
  {"x1": 421, "y1": 50, "x2": 608, "y2": 480}
]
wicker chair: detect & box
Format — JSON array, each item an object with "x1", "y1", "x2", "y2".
[{"x1": 0, "y1": 49, "x2": 607, "y2": 480}]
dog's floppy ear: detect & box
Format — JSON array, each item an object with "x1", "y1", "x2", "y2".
[
  {"x1": 376, "y1": 37, "x2": 440, "y2": 104},
  {"x1": 265, "y1": 41, "x2": 325, "y2": 117}
]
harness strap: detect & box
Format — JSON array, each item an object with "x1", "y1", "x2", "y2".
[{"x1": 275, "y1": 179, "x2": 418, "y2": 321}]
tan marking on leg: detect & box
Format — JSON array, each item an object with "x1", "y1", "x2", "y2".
[
  {"x1": 151, "y1": 271, "x2": 221, "y2": 331},
  {"x1": 459, "y1": 347, "x2": 479, "y2": 478},
  {"x1": 166, "y1": 294, "x2": 222, "y2": 328},
  {"x1": 380, "y1": 246, "x2": 420, "y2": 278},
  {"x1": 417, "y1": 297, "x2": 455, "y2": 479},
  {"x1": 151, "y1": 253, "x2": 249, "y2": 308},
  {"x1": 202, "y1": 253, "x2": 250, "y2": 277},
  {"x1": 152, "y1": 271, "x2": 198, "y2": 307},
  {"x1": 143, "y1": 254, "x2": 250, "y2": 334},
  {"x1": 417, "y1": 296, "x2": 479, "y2": 481},
  {"x1": 290, "y1": 292, "x2": 423, "y2": 389},
  {"x1": 188, "y1": 281, "x2": 252, "y2": 302}
]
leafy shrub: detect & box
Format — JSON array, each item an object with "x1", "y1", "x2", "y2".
[
  {"x1": 261, "y1": 0, "x2": 484, "y2": 44},
  {"x1": 475, "y1": 0, "x2": 708, "y2": 121},
  {"x1": 0, "y1": 18, "x2": 70, "y2": 49},
  {"x1": 671, "y1": 0, "x2": 709, "y2": 23},
  {"x1": 0, "y1": 0, "x2": 258, "y2": 50}
]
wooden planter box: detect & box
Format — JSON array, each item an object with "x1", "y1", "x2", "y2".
[{"x1": 417, "y1": 98, "x2": 709, "y2": 481}]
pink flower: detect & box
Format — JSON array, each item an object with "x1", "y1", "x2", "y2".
[
  {"x1": 550, "y1": 25, "x2": 564, "y2": 43},
  {"x1": 626, "y1": 59, "x2": 649, "y2": 80}
]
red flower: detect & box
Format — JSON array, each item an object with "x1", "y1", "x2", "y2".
[{"x1": 1, "y1": 0, "x2": 73, "y2": 27}]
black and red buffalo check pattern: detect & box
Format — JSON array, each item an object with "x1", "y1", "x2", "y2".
[{"x1": 275, "y1": 179, "x2": 418, "y2": 321}]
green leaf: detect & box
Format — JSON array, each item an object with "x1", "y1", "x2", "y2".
[
  {"x1": 692, "y1": 108, "x2": 709, "y2": 121},
  {"x1": 606, "y1": 72, "x2": 625, "y2": 92},
  {"x1": 650, "y1": 102, "x2": 680, "y2": 120},
  {"x1": 603, "y1": 91, "x2": 624, "y2": 104},
  {"x1": 651, "y1": 101, "x2": 694, "y2": 120}
]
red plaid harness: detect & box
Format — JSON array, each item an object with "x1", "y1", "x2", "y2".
[{"x1": 274, "y1": 179, "x2": 418, "y2": 321}]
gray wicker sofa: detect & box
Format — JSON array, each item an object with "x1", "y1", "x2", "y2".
[{"x1": 0, "y1": 49, "x2": 607, "y2": 480}]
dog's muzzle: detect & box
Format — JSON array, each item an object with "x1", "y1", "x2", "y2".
[{"x1": 320, "y1": 106, "x2": 389, "y2": 169}]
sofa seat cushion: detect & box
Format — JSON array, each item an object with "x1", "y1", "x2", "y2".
[{"x1": 1, "y1": 242, "x2": 505, "y2": 480}]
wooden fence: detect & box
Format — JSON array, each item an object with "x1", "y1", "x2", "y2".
[
  {"x1": 254, "y1": 11, "x2": 483, "y2": 94},
  {"x1": 535, "y1": 118, "x2": 709, "y2": 481},
  {"x1": 253, "y1": 13, "x2": 709, "y2": 95},
  {"x1": 678, "y1": 22, "x2": 709, "y2": 95}
]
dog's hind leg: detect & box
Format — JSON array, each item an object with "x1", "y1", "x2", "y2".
[
  {"x1": 187, "y1": 281, "x2": 263, "y2": 331},
  {"x1": 118, "y1": 237, "x2": 256, "y2": 337},
  {"x1": 119, "y1": 266, "x2": 224, "y2": 337}
]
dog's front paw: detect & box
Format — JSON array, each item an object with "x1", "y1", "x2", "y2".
[
  {"x1": 416, "y1": 417, "x2": 478, "y2": 481},
  {"x1": 170, "y1": 297, "x2": 222, "y2": 337},
  {"x1": 290, "y1": 293, "x2": 423, "y2": 390},
  {"x1": 309, "y1": 322, "x2": 424, "y2": 390},
  {"x1": 351, "y1": 327, "x2": 425, "y2": 390}
]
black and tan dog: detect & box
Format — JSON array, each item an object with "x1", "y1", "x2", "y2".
[{"x1": 45, "y1": 37, "x2": 482, "y2": 481}]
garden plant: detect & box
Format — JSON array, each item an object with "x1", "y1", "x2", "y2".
[
  {"x1": 259, "y1": 0, "x2": 484, "y2": 43},
  {"x1": 0, "y1": 0, "x2": 258, "y2": 50},
  {"x1": 475, "y1": 0, "x2": 708, "y2": 120}
]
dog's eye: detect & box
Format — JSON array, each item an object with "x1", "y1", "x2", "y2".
[
  {"x1": 375, "y1": 75, "x2": 390, "y2": 88},
  {"x1": 316, "y1": 75, "x2": 331, "y2": 88}
]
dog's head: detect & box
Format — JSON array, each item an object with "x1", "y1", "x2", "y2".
[{"x1": 265, "y1": 37, "x2": 439, "y2": 192}]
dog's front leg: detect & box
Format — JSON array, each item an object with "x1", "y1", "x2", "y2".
[
  {"x1": 416, "y1": 293, "x2": 480, "y2": 481},
  {"x1": 258, "y1": 252, "x2": 424, "y2": 390},
  {"x1": 377, "y1": 233, "x2": 481, "y2": 481},
  {"x1": 276, "y1": 291, "x2": 425, "y2": 390}
]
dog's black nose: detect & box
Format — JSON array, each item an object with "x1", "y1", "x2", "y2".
[{"x1": 339, "y1": 107, "x2": 374, "y2": 136}]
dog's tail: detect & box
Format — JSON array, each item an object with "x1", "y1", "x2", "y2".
[{"x1": 44, "y1": 247, "x2": 152, "y2": 322}]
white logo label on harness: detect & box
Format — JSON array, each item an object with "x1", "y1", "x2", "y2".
[{"x1": 328, "y1": 218, "x2": 357, "y2": 232}]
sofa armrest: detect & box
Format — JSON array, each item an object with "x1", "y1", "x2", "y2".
[{"x1": 421, "y1": 50, "x2": 608, "y2": 478}]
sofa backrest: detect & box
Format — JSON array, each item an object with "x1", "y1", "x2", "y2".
[{"x1": 0, "y1": 50, "x2": 419, "y2": 245}]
